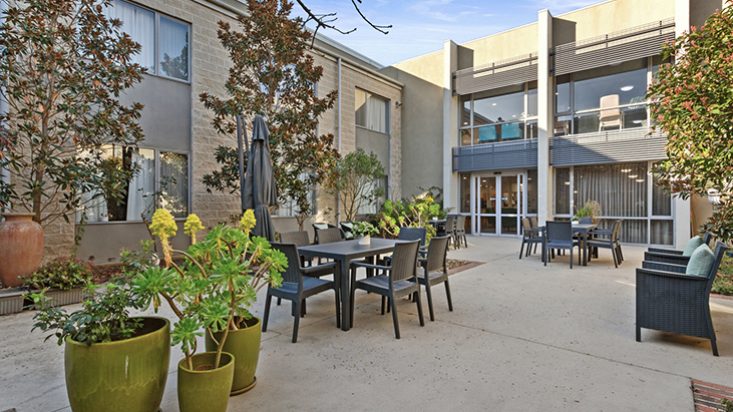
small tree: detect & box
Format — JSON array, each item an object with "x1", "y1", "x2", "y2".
[
  {"x1": 648, "y1": 4, "x2": 733, "y2": 242},
  {"x1": 0, "y1": 0, "x2": 145, "y2": 224},
  {"x1": 200, "y1": 0, "x2": 339, "y2": 231},
  {"x1": 326, "y1": 149, "x2": 385, "y2": 222}
]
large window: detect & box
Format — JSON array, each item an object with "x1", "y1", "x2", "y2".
[
  {"x1": 554, "y1": 58, "x2": 651, "y2": 136},
  {"x1": 106, "y1": 0, "x2": 190, "y2": 81},
  {"x1": 79, "y1": 146, "x2": 189, "y2": 223},
  {"x1": 274, "y1": 174, "x2": 316, "y2": 218},
  {"x1": 553, "y1": 162, "x2": 672, "y2": 244},
  {"x1": 459, "y1": 82, "x2": 538, "y2": 145},
  {"x1": 357, "y1": 176, "x2": 387, "y2": 215},
  {"x1": 355, "y1": 88, "x2": 388, "y2": 134}
]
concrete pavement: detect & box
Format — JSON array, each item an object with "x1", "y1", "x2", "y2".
[{"x1": 1, "y1": 236, "x2": 732, "y2": 411}]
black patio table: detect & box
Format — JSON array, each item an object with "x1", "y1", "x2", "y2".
[
  {"x1": 428, "y1": 219, "x2": 447, "y2": 236},
  {"x1": 537, "y1": 223, "x2": 597, "y2": 266},
  {"x1": 298, "y1": 238, "x2": 405, "y2": 331}
]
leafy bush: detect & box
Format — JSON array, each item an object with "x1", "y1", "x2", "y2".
[
  {"x1": 24, "y1": 257, "x2": 93, "y2": 291},
  {"x1": 574, "y1": 200, "x2": 601, "y2": 221},
  {"x1": 31, "y1": 282, "x2": 145, "y2": 345},
  {"x1": 377, "y1": 194, "x2": 444, "y2": 240},
  {"x1": 713, "y1": 255, "x2": 733, "y2": 296}
]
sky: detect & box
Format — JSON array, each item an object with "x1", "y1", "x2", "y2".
[{"x1": 293, "y1": 0, "x2": 601, "y2": 66}]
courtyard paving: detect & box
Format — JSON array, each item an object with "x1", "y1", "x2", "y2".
[{"x1": 1, "y1": 236, "x2": 732, "y2": 411}]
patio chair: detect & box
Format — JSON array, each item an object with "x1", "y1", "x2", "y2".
[
  {"x1": 599, "y1": 94, "x2": 621, "y2": 131},
  {"x1": 349, "y1": 240, "x2": 425, "y2": 339},
  {"x1": 413, "y1": 236, "x2": 452, "y2": 321},
  {"x1": 280, "y1": 230, "x2": 310, "y2": 246},
  {"x1": 263, "y1": 243, "x2": 340, "y2": 343},
  {"x1": 455, "y1": 215, "x2": 468, "y2": 248},
  {"x1": 445, "y1": 215, "x2": 458, "y2": 248},
  {"x1": 315, "y1": 227, "x2": 343, "y2": 244},
  {"x1": 382, "y1": 227, "x2": 428, "y2": 268},
  {"x1": 585, "y1": 220, "x2": 622, "y2": 268},
  {"x1": 312, "y1": 223, "x2": 339, "y2": 243},
  {"x1": 340, "y1": 222, "x2": 355, "y2": 240},
  {"x1": 578, "y1": 217, "x2": 593, "y2": 224},
  {"x1": 646, "y1": 233, "x2": 715, "y2": 264},
  {"x1": 544, "y1": 221, "x2": 580, "y2": 269},
  {"x1": 636, "y1": 242, "x2": 729, "y2": 356},
  {"x1": 519, "y1": 217, "x2": 542, "y2": 259}
]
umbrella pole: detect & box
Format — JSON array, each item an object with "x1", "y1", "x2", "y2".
[{"x1": 237, "y1": 114, "x2": 247, "y2": 213}]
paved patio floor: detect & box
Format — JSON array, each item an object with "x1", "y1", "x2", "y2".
[{"x1": 2, "y1": 236, "x2": 733, "y2": 411}]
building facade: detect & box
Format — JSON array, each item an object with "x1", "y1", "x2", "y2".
[
  {"x1": 389, "y1": 0, "x2": 724, "y2": 248},
  {"x1": 28, "y1": 0, "x2": 403, "y2": 262}
]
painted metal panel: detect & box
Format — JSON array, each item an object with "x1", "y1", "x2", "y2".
[
  {"x1": 454, "y1": 54, "x2": 538, "y2": 96},
  {"x1": 453, "y1": 140, "x2": 538, "y2": 172},
  {"x1": 551, "y1": 129, "x2": 667, "y2": 166},
  {"x1": 554, "y1": 19, "x2": 675, "y2": 76}
]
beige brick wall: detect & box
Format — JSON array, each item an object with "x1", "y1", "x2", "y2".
[{"x1": 31, "y1": 0, "x2": 402, "y2": 259}]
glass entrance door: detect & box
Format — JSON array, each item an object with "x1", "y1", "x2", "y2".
[{"x1": 472, "y1": 173, "x2": 526, "y2": 236}]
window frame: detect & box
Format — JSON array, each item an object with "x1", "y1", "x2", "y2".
[
  {"x1": 111, "y1": 0, "x2": 192, "y2": 83},
  {"x1": 355, "y1": 88, "x2": 390, "y2": 135}
]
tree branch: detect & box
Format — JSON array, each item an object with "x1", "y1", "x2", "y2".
[{"x1": 294, "y1": 0, "x2": 391, "y2": 41}]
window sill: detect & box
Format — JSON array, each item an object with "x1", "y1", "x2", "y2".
[{"x1": 356, "y1": 124, "x2": 390, "y2": 136}]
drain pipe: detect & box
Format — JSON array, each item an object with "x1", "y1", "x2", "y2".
[
  {"x1": 335, "y1": 56, "x2": 342, "y2": 224},
  {"x1": 0, "y1": 3, "x2": 8, "y2": 213}
]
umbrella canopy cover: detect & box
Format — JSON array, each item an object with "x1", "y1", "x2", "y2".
[{"x1": 243, "y1": 115, "x2": 278, "y2": 241}]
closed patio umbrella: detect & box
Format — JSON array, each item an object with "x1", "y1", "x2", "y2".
[{"x1": 243, "y1": 115, "x2": 277, "y2": 241}]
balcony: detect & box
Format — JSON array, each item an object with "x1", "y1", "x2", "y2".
[{"x1": 453, "y1": 138, "x2": 537, "y2": 173}]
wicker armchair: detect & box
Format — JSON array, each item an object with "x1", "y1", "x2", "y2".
[{"x1": 636, "y1": 241, "x2": 729, "y2": 356}]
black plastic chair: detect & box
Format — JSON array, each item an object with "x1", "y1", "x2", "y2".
[
  {"x1": 544, "y1": 221, "x2": 580, "y2": 269},
  {"x1": 280, "y1": 230, "x2": 310, "y2": 246},
  {"x1": 312, "y1": 223, "x2": 339, "y2": 243},
  {"x1": 454, "y1": 215, "x2": 468, "y2": 248},
  {"x1": 382, "y1": 226, "x2": 428, "y2": 267},
  {"x1": 519, "y1": 218, "x2": 542, "y2": 259},
  {"x1": 636, "y1": 242, "x2": 729, "y2": 356},
  {"x1": 349, "y1": 240, "x2": 425, "y2": 339},
  {"x1": 414, "y1": 236, "x2": 452, "y2": 321},
  {"x1": 263, "y1": 243, "x2": 340, "y2": 343},
  {"x1": 445, "y1": 215, "x2": 458, "y2": 248},
  {"x1": 340, "y1": 222, "x2": 355, "y2": 240},
  {"x1": 315, "y1": 227, "x2": 343, "y2": 244},
  {"x1": 585, "y1": 220, "x2": 622, "y2": 267}
]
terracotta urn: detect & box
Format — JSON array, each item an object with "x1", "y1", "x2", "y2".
[{"x1": 0, "y1": 213, "x2": 44, "y2": 288}]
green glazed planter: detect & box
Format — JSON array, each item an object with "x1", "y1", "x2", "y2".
[
  {"x1": 64, "y1": 317, "x2": 170, "y2": 412},
  {"x1": 178, "y1": 351, "x2": 235, "y2": 412},
  {"x1": 205, "y1": 317, "x2": 261, "y2": 395}
]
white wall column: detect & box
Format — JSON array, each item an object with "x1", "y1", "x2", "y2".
[
  {"x1": 537, "y1": 10, "x2": 554, "y2": 225},
  {"x1": 672, "y1": 0, "x2": 692, "y2": 247},
  {"x1": 442, "y1": 40, "x2": 459, "y2": 211}
]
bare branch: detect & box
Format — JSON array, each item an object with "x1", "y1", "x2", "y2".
[{"x1": 294, "y1": 0, "x2": 391, "y2": 41}]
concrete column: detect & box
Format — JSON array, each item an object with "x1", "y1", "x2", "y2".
[
  {"x1": 442, "y1": 40, "x2": 459, "y2": 211},
  {"x1": 537, "y1": 10, "x2": 553, "y2": 225},
  {"x1": 671, "y1": 0, "x2": 692, "y2": 248}
]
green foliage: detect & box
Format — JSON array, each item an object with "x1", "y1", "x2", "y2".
[
  {"x1": 131, "y1": 210, "x2": 286, "y2": 370},
  {"x1": 377, "y1": 193, "x2": 444, "y2": 241},
  {"x1": 647, "y1": 5, "x2": 733, "y2": 242},
  {"x1": 200, "y1": 0, "x2": 339, "y2": 228},
  {"x1": 31, "y1": 282, "x2": 144, "y2": 346},
  {"x1": 713, "y1": 255, "x2": 733, "y2": 296},
  {"x1": 0, "y1": 0, "x2": 145, "y2": 224},
  {"x1": 351, "y1": 221, "x2": 377, "y2": 237},
  {"x1": 326, "y1": 149, "x2": 386, "y2": 222},
  {"x1": 574, "y1": 200, "x2": 601, "y2": 220},
  {"x1": 24, "y1": 257, "x2": 93, "y2": 291},
  {"x1": 722, "y1": 398, "x2": 733, "y2": 412}
]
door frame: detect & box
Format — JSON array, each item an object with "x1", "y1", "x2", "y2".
[{"x1": 470, "y1": 171, "x2": 528, "y2": 236}]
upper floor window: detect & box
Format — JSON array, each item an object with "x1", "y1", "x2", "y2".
[
  {"x1": 106, "y1": 0, "x2": 190, "y2": 82},
  {"x1": 355, "y1": 88, "x2": 388, "y2": 134},
  {"x1": 554, "y1": 58, "x2": 651, "y2": 136},
  {"x1": 459, "y1": 82, "x2": 537, "y2": 146}
]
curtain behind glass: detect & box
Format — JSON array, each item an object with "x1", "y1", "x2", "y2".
[
  {"x1": 367, "y1": 95, "x2": 387, "y2": 133},
  {"x1": 160, "y1": 152, "x2": 188, "y2": 217},
  {"x1": 126, "y1": 149, "x2": 155, "y2": 220},
  {"x1": 555, "y1": 168, "x2": 570, "y2": 215},
  {"x1": 574, "y1": 163, "x2": 647, "y2": 217},
  {"x1": 106, "y1": 0, "x2": 154, "y2": 71}
]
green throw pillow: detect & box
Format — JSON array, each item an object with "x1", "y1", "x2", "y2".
[
  {"x1": 685, "y1": 244, "x2": 715, "y2": 277},
  {"x1": 682, "y1": 235, "x2": 704, "y2": 257}
]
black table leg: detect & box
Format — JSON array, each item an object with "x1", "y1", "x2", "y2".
[{"x1": 339, "y1": 258, "x2": 351, "y2": 331}]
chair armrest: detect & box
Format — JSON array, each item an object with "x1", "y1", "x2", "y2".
[
  {"x1": 350, "y1": 261, "x2": 391, "y2": 271},
  {"x1": 648, "y1": 247, "x2": 682, "y2": 255},
  {"x1": 641, "y1": 261, "x2": 686, "y2": 273},
  {"x1": 593, "y1": 229, "x2": 613, "y2": 237},
  {"x1": 644, "y1": 251, "x2": 690, "y2": 265},
  {"x1": 302, "y1": 262, "x2": 336, "y2": 275},
  {"x1": 635, "y1": 267, "x2": 706, "y2": 281}
]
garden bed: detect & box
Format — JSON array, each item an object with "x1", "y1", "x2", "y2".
[{"x1": 713, "y1": 255, "x2": 733, "y2": 296}]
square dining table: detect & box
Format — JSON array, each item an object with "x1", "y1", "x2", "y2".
[{"x1": 298, "y1": 238, "x2": 404, "y2": 331}]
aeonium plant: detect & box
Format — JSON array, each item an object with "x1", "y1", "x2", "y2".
[{"x1": 132, "y1": 209, "x2": 286, "y2": 371}]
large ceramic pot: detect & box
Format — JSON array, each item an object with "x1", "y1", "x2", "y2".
[
  {"x1": 178, "y1": 351, "x2": 235, "y2": 412},
  {"x1": 0, "y1": 213, "x2": 44, "y2": 287},
  {"x1": 64, "y1": 317, "x2": 170, "y2": 412},
  {"x1": 205, "y1": 317, "x2": 261, "y2": 395}
]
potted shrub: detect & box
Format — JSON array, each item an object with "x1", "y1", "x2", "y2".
[
  {"x1": 573, "y1": 200, "x2": 602, "y2": 224},
  {"x1": 24, "y1": 257, "x2": 93, "y2": 308},
  {"x1": 31, "y1": 280, "x2": 170, "y2": 412},
  {"x1": 132, "y1": 209, "x2": 285, "y2": 409},
  {"x1": 352, "y1": 221, "x2": 378, "y2": 245}
]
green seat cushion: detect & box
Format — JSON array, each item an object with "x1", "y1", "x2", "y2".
[
  {"x1": 682, "y1": 235, "x2": 704, "y2": 257},
  {"x1": 685, "y1": 244, "x2": 715, "y2": 277}
]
